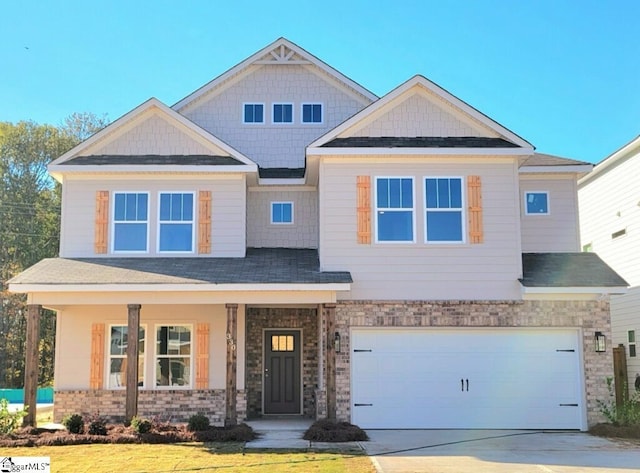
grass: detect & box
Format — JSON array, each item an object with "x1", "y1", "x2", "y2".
[{"x1": 4, "y1": 442, "x2": 376, "y2": 473}]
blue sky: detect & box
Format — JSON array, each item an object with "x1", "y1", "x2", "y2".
[{"x1": 2, "y1": 0, "x2": 638, "y2": 163}]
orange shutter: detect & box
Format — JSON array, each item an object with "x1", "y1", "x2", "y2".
[
  {"x1": 95, "y1": 191, "x2": 109, "y2": 254},
  {"x1": 90, "y1": 323, "x2": 105, "y2": 389},
  {"x1": 198, "y1": 191, "x2": 212, "y2": 254},
  {"x1": 468, "y1": 176, "x2": 483, "y2": 244},
  {"x1": 356, "y1": 176, "x2": 371, "y2": 244},
  {"x1": 195, "y1": 323, "x2": 210, "y2": 389}
]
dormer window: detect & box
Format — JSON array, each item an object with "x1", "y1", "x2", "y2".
[
  {"x1": 243, "y1": 103, "x2": 264, "y2": 123},
  {"x1": 302, "y1": 103, "x2": 322, "y2": 123},
  {"x1": 273, "y1": 103, "x2": 293, "y2": 123}
]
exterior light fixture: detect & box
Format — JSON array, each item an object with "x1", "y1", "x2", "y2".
[
  {"x1": 595, "y1": 331, "x2": 606, "y2": 353},
  {"x1": 334, "y1": 332, "x2": 341, "y2": 353}
]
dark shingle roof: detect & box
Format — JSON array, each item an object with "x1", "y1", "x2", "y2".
[
  {"x1": 258, "y1": 167, "x2": 306, "y2": 179},
  {"x1": 521, "y1": 253, "x2": 628, "y2": 288},
  {"x1": 520, "y1": 153, "x2": 590, "y2": 167},
  {"x1": 321, "y1": 137, "x2": 519, "y2": 148},
  {"x1": 61, "y1": 155, "x2": 245, "y2": 166},
  {"x1": 8, "y1": 248, "x2": 351, "y2": 286}
]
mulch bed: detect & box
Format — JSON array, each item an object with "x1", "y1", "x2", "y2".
[
  {"x1": 590, "y1": 423, "x2": 640, "y2": 440},
  {"x1": 0, "y1": 423, "x2": 255, "y2": 447},
  {"x1": 303, "y1": 419, "x2": 368, "y2": 442}
]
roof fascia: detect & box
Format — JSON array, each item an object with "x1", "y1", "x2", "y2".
[
  {"x1": 308, "y1": 147, "x2": 532, "y2": 156},
  {"x1": 9, "y1": 282, "x2": 352, "y2": 293},
  {"x1": 49, "y1": 164, "x2": 257, "y2": 181},
  {"x1": 309, "y1": 75, "x2": 534, "y2": 150},
  {"x1": 172, "y1": 37, "x2": 378, "y2": 112},
  {"x1": 578, "y1": 135, "x2": 640, "y2": 187},
  {"x1": 520, "y1": 286, "x2": 628, "y2": 294},
  {"x1": 519, "y1": 164, "x2": 593, "y2": 174}
]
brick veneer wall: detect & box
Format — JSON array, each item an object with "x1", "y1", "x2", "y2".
[
  {"x1": 245, "y1": 307, "x2": 318, "y2": 418},
  {"x1": 54, "y1": 389, "x2": 247, "y2": 425},
  {"x1": 334, "y1": 299, "x2": 612, "y2": 427}
]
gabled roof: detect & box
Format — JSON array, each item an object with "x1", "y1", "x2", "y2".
[
  {"x1": 578, "y1": 134, "x2": 640, "y2": 187},
  {"x1": 308, "y1": 75, "x2": 534, "y2": 154},
  {"x1": 48, "y1": 98, "x2": 257, "y2": 180},
  {"x1": 520, "y1": 253, "x2": 628, "y2": 290},
  {"x1": 519, "y1": 152, "x2": 593, "y2": 174},
  {"x1": 172, "y1": 37, "x2": 377, "y2": 112}
]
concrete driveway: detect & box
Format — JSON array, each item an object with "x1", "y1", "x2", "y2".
[{"x1": 363, "y1": 430, "x2": 640, "y2": 473}]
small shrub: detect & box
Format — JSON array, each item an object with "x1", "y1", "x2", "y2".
[
  {"x1": 192, "y1": 423, "x2": 256, "y2": 442},
  {"x1": 62, "y1": 413, "x2": 84, "y2": 434},
  {"x1": 130, "y1": 416, "x2": 152, "y2": 434},
  {"x1": 0, "y1": 398, "x2": 28, "y2": 434},
  {"x1": 303, "y1": 419, "x2": 368, "y2": 442},
  {"x1": 87, "y1": 414, "x2": 108, "y2": 436},
  {"x1": 596, "y1": 377, "x2": 640, "y2": 426},
  {"x1": 187, "y1": 413, "x2": 210, "y2": 432}
]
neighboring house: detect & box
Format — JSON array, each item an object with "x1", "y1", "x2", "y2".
[
  {"x1": 579, "y1": 136, "x2": 640, "y2": 392},
  {"x1": 8, "y1": 38, "x2": 627, "y2": 431}
]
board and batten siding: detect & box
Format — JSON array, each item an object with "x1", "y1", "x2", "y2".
[
  {"x1": 318, "y1": 156, "x2": 523, "y2": 300},
  {"x1": 180, "y1": 65, "x2": 368, "y2": 169},
  {"x1": 610, "y1": 286, "x2": 640, "y2": 390},
  {"x1": 246, "y1": 188, "x2": 318, "y2": 248},
  {"x1": 54, "y1": 304, "x2": 244, "y2": 391},
  {"x1": 520, "y1": 176, "x2": 580, "y2": 252},
  {"x1": 59, "y1": 176, "x2": 246, "y2": 258},
  {"x1": 579, "y1": 152, "x2": 640, "y2": 286}
]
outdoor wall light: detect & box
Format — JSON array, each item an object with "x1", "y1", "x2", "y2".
[
  {"x1": 595, "y1": 331, "x2": 606, "y2": 353},
  {"x1": 334, "y1": 332, "x2": 341, "y2": 353}
]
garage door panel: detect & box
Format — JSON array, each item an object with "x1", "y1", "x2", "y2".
[{"x1": 351, "y1": 328, "x2": 583, "y2": 429}]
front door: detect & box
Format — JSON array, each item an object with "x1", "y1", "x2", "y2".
[{"x1": 264, "y1": 330, "x2": 301, "y2": 414}]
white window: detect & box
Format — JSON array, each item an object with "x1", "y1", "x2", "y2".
[
  {"x1": 156, "y1": 325, "x2": 192, "y2": 387},
  {"x1": 108, "y1": 325, "x2": 145, "y2": 389},
  {"x1": 302, "y1": 103, "x2": 322, "y2": 123},
  {"x1": 425, "y1": 177, "x2": 464, "y2": 243},
  {"x1": 629, "y1": 330, "x2": 636, "y2": 358},
  {"x1": 272, "y1": 103, "x2": 293, "y2": 123},
  {"x1": 113, "y1": 192, "x2": 148, "y2": 252},
  {"x1": 271, "y1": 202, "x2": 293, "y2": 224},
  {"x1": 158, "y1": 192, "x2": 194, "y2": 252},
  {"x1": 375, "y1": 177, "x2": 414, "y2": 242},
  {"x1": 243, "y1": 103, "x2": 264, "y2": 123},
  {"x1": 525, "y1": 191, "x2": 549, "y2": 215}
]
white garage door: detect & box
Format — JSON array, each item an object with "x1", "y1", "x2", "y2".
[{"x1": 351, "y1": 328, "x2": 584, "y2": 429}]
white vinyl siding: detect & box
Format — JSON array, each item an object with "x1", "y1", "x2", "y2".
[
  {"x1": 611, "y1": 287, "x2": 640, "y2": 390},
  {"x1": 319, "y1": 157, "x2": 522, "y2": 301}
]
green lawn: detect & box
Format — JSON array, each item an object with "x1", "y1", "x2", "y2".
[{"x1": 3, "y1": 443, "x2": 376, "y2": 473}]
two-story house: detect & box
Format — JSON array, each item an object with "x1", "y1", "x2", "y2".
[
  {"x1": 579, "y1": 135, "x2": 640, "y2": 392},
  {"x1": 8, "y1": 38, "x2": 627, "y2": 431}
]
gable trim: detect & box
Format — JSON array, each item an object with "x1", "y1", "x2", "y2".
[{"x1": 308, "y1": 147, "x2": 533, "y2": 156}]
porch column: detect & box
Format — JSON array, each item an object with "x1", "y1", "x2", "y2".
[
  {"x1": 225, "y1": 303, "x2": 238, "y2": 426},
  {"x1": 125, "y1": 304, "x2": 141, "y2": 423},
  {"x1": 324, "y1": 303, "x2": 337, "y2": 420},
  {"x1": 23, "y1": 304, "x2": 42, "y2": 427}
]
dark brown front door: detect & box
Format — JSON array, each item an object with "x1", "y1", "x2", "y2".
[{"x1": 264, "y1": 330, "x2": 301, "y2": 414}]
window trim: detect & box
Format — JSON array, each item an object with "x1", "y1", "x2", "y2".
[
  {"x1": 524, "y1": 191, "x2": 550, "y2": 216},
  {"x1": 271, "y1": 201, "x2": 294, "y2": 225},
  {"x1": 272, "y1": 103, "x2": 294, "y2": 124},
  {"x1": 242, "y1": 102, "x2": 265, "y2": 124},
  {"x1": 157, "y1": 191, "x2": 196, "y2": 254},
  {"x1": 374, "y1": 176, "x2": 416, "y2": 244},
  {"x1": 111, "y1": 191, "x2": 149, "y2": 254},
  {"x1": 424, "y1": 176, "x2": 466, "y2": 244},
  {"x1": 155, "y1": 324, "x2": 194, "y2": 389},
  {"x1": 301, "y1": 103, "x2": 323, "y2": 124},
  {"x1": 107, "y1": 323, "x2": 147, "y2": 390}
]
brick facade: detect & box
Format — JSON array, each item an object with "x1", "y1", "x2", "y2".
[
  {"x1": 54, "y1": 389, "x2": 247, "y2": 426},
  {"x1": 245, "y1": 307, "x2": 318, "y2": 418},
  {"x1": 334, "y1": 299, "x2": 612, "y2": 427}
]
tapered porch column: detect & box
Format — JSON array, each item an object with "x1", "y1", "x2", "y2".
[
  {"x1": 225, "y1": 303, "x2": 238, "y2": 426},
  {"x1": 324, "y1": 303, "x2": 337, "y2": 420},
  {"x1": 125, "y1": 304, "x2": 141, "y2": 423},
  {"x1": 23, "y1": 304, "x2": 42, "y2": 427}
]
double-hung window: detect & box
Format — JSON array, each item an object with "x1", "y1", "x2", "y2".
[
  {"x1": 273, "y1": 103, "x2": 293, "y2": 123},
  {"x1": 375, "y1": 177, "x2": 414, "y2": 242},
  {"x1": 302, "y1": 103, "x2": 322, "y2": 123},
  {"x1": 243, "y1": 103, "x2": 264, "y2": 123},
  {"x1": 425, "y1": 177, "x2": 464, "y2": 243},
  {"x1": 113, "y1": 192, "x2": 148, "y2": 252},
  {"x1": 156, "y1": 325, "x2": 192, "y2": 387},
  {"x1": 158, "y1": 192, "x2": 194, "y2": 252},
  {"x1": 525, "y1": 191, "x2": 549, "y2": 215},
  {"x1": 629, "y1": 330, "x2": 636, "y2": 358},
  {"x1": 108, "y1": 325, "x2": 145, "y2": 389}
]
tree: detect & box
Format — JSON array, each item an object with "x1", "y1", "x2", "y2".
[{"x1": 0, "y1": 113, "x2": 108, "y2": 388}]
